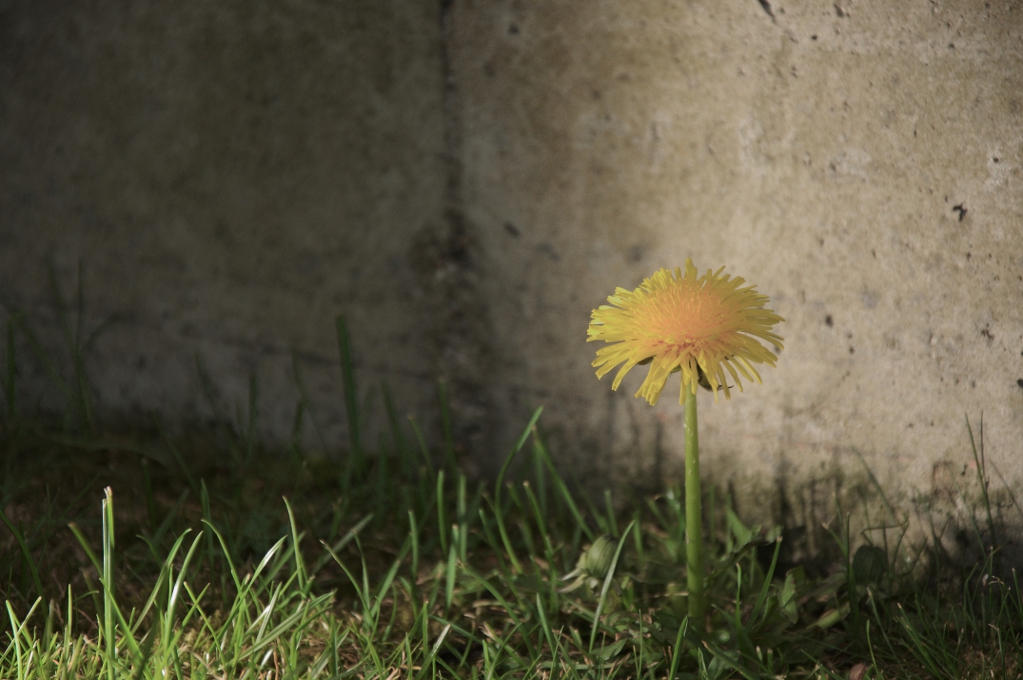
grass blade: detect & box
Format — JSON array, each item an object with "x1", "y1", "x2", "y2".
[
  {"x1": 588, "y1": 519, "x2": 635, "y2": 654},
  {"x1": 336, "y1": 314, "x2": 362, "y2": 479},
  {"x1": 0, "y1": 506, "x2": 45, "y2": 603}
]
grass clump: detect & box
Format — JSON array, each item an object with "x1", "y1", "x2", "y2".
[{"x1": 0, "y1": 298, "x2": 1021, "y2": 678}]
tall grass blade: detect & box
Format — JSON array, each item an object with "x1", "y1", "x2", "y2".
[
  {"x1": 457, "y1": 474, "x2": 469, "y2": 562},
  {"x1": 309, "y1": 513, "x2": 373, "y2": 579},
  {"x1": 200, "y1": 479, "x2": 217, "y2": 572},
  {"x1": 966, "y1": 414, "x2": 997, "y2": 548},
  {"x1": 667, "y1": 617, "x2": 689, "y2": 680},
  {"x1": 533, "y1": 433, "x2": 593, "y2": 543},
  {"x1": 291, "y1": 350, "x2": 331, "y2": 460},
  {"x1": 70, "y1": 259, "x2": 94, "y2": 431},
  {"x1": 437, "y1": 469, "x2": 449, "y2": 557},
  {"x1": 289, "y1": 397, "x2": 305, "y2": 457},
  {"x1": 438, "y1": 380, "x2": 456, "y2": 471},
  {"x1": 491, "y1": 408, "x2": 544, "y2": 574},
  {"x1": 408, "y1": 416, "x2": 436, "y2": 480},
  {"x1": 603, "y1": 489, "x2": 618, "y2": 537},
  {"x1": 588, "y1": 519, "x2": 635, "y2": 654},
  {"x1": 383, "y1": 383, "x2": 412, "y2": 473},
  {"x1": 522, "y1": 481, "x2": 556, "y2": 570},
  {"x1": 140, "y1": 456, "x2": 158, "y2": 533},
  {"x1": 195, "y1": 352, "x2": 228, "y2": 431},
  {"x1": 11, "y1": 310, "x2": 74, "y2": 427},
  {"x1": 2, "y1": 317, "x2": 15, "y2": 420},
  {"x1": 335, "y1": 314, "x2": 362, "y2": 478},
  {"x1": 445, "y1": 540, "x2": 457, "y2": 610},
  {"x1": 749, "y1": 538, "x2": 783, "y2": 629},
  {"x1": 374, "y1": 431, "x2": 389, "y2": 521},
  {"x1": 101, "y1": 488, "x2": 115, "y2": 680},
  {"x1": 0, "y1": 505, "x2": 45, "y2": 602},
  {"x1": 246, "y1": 372, "x2": 259, "y2": 465},
  {"x1": 283, "y1": 497, "x2": 309, "y2": 596}
]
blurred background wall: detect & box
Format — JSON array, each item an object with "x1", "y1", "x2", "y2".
[
  {"x1": 0, "y1": 1, "x2": 450, "y2": 453},
  {"x1": 2, "y1": 1, "x2": 1022, "y2": 532}
]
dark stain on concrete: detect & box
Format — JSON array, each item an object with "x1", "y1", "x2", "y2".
[{"x1": 402, "y1": 1, "x2": 500, "y2": 467}]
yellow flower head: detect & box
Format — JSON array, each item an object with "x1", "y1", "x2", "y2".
[{"x1": 587, "y1": 259, "x2": 784, "y2": 405}]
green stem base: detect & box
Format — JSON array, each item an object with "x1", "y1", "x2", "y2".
[{"x1": 685, "y1": 383, "x2": 706, "y2": 621}]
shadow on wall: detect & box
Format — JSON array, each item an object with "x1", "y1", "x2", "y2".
[
  {"x1": 408, "y1": 210, "x2": 500, "y2": 477},
  {"x1": 744, "y1": 414, "x2": 1023, "y2": 579},
  {"x1": 2, "y1": 261, "x2": 1021, "y2": 585}
]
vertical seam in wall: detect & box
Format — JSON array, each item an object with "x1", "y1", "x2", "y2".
[
  {"x1": 424, "y1": 0, "x2": 497, "y2": 466},
  {"x1": 439, "y1": 0, "x2": 461, "y2": 213}
]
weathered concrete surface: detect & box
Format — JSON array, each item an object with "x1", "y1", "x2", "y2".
[
  {"x1": 2, "y1": 0, "x2": 1022, "y2": 542},
  {"x1": 449, "y1": 0, "x2": 1023, "y2": 530},
  {"x1": 0, "y1": 1, "x2": 450, "y2": 447}
]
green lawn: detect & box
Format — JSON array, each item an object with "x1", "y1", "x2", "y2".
[
  {"x1": 1, "y1": 405, "x2": 1019, "y2": 679},
  {"x1": 0, "y1": 306, "x2": 1019, "y2": 678}
]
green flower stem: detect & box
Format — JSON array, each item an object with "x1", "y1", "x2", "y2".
[{"x1": 684, "y1": 383, "x2": 706, "y2": 621}]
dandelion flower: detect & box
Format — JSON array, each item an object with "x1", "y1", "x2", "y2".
[{"x1": 587, "y1": 259, "x2": 784, "y2": 405}]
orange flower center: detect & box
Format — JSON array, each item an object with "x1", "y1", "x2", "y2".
[{"x1": 636, "y1": 284, "x2": 732, "y2": 350}]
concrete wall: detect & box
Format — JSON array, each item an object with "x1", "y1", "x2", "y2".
[
  {"x1": 2, "y1": 1, "x2": 1022, "y2": 537},
  {"x1": 0, "y1": 0, "x2": 449, "y2": 448},
  {"x1": 449, "y1": 0, "x2": 1023, "y2": 526}
]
